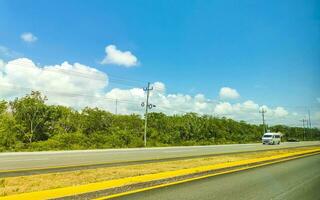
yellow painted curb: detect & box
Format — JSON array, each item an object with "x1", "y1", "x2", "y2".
[
  {"x1": 95, "y1": 151, "x2": 320, "y2": 200},
  {"x1": 1, "y1": 148, "x2": 320, "y2": 200}
]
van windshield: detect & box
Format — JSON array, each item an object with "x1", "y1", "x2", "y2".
[{"x1": 263, "y1": 135, "x2": 272, "y2": 138}]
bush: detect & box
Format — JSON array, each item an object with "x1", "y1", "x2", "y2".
[
  {"x1": 1, "y1": 92, "x2": 320, "y2": 152},
  {"x1": 29, "y1": 132, "x2": 88, "y2": 151}
]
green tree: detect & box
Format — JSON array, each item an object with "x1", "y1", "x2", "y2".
[
  {"x1": 9, "y1": 91, "x2": 50, "y2": 143},
  {"x1": 1, "y1": 91, "x2": 319, "y2": 152},
  {"x1": 81, "y1": 107, "x2": 113, "y2": 135}
]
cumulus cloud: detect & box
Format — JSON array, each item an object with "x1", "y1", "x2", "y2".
[
  {"x1": 213, "y1": 101, "x2": 289, "y2": 124},
  {"x1": 21, "y1": 32, "x2": 38, "y2": 43},
  {"x1": 214, "y1": 102, "x2": 233, "y2": 115},
  {"x1": 0, "y1": 58, "x2": 107, "y2": 107},
  {"x1": 214, "y1": 100, "x2": 259, "y2": 116},
  {"x1": 259, "y1": 105, "x2": 289, "y2": 118},
  {"x1": 101, "y1": 45, "x2": 138, "y2": 67},
  {"x1": 273, "y1": 107, "x2": 289, "y2": 117},
  {"x1": 1, "y1": 57, "x2": 314, "y2": 127},
  {"x1": 152, "y1": 82, "x2": 166, "y2": 92},
  {"x1": 104, "y1": 87, "x2": 212, "y2": 115},
  {"x1": 219, "y1": 87, "x2": 240, "y2": 99},
  {"x1": 0, "y1": 59, "x2": 211, "y2": 115}
]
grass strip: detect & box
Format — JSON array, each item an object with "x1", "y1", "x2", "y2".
[{"x1": 0, "y1": 146, "x2": 319, "y2": 199}]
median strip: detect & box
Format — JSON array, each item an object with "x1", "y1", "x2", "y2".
[
  {"x1": 0, "y1": 146, "x2": 319, "y2": 200},
  {"x1": 5, "y1": 145, "x2": 319, "y2": 178}
]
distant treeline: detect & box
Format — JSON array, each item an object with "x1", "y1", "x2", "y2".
[{"x1": 0, "y1": 91, "x2": 319, "y2": 152}]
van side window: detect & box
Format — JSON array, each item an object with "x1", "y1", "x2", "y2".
[{"x1": 275, "y1": 135, "x2": 280, "y2": 138}]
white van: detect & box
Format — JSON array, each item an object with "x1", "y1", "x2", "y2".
[{"x1": 262, "y1": 132, "x2": 281, "y2": 145}]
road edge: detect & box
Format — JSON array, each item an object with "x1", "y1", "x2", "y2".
[
  {"x1": 1, "y1": 148, "x2": 319, "y2": 200},
  {"x1": 2, "y1": 144, "x2": 320, "y2": 178},
  {"x1": 94, "y1": 151, "x2": 320, "y2": 200}
]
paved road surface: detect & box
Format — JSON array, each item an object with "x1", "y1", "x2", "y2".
[
  {"x1": 114, "y1": 153, "x2": 320, "y2": 200},
  {"x1": 0, "y1": 141, "x2": 319, "y2": 171}
]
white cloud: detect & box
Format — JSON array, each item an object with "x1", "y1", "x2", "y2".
[
  {"x1": 101, "y1": 45, "x2": 138, "y2": 67},
  {"x1": 214, "y1": 100, "x2": 258, "y2": 116},
  {"x1": 0, "y1": 58, "x2": 214, "y2": 114},
  {"x1": 242, "y1": 100, "x2": 259, "y2": 111},
  {"x1": 152, "y1": 82, "x2": 166, "y2": 92},
  {"x1": 1, "y1": 57, "x2": 316, "y2": 127},
  {"x1": 102, "y1": 85, "x2": 212, "y2": 115},
  {"x1": 317, "y1": 97, "x2": 320, "y2": 103},
  {"x1": 273, "y1": 107, "x2": 289, "y2": 117},
  {"x1": 259, "y1": 105, "x2": 289, "y2": 118},
  {"x1": 214, "y1": 102, "x2": 233, "y2": 115},
  {"x1": 21, "y1": 32, "x2": 38, "y2": 43},
  {"x1": 0, "y1": 58, "x2": 107, "y2": 108},
  {"x1": 213, "y1": 101, "x2": 290, "y2": 125},
  {"x1": 219, "y1": 87, "x2": 240, "y2": 99}
]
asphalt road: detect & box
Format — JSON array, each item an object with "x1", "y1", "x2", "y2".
[
  {"x1": 114, "y1": 153, "x2": 320, "y2": 200},
  {"x1": 0, "y1": 141, "x2": 319, "y2": 171}
]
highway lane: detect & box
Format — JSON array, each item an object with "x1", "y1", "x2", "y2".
[
  {"x1": 0, "y1": 141, "x2": 319, "y2": 171},
  {"x1": 114, "y1": 153, "x2": 320, "y2": 200}
]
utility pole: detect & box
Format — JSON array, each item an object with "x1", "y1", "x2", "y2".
[
  {"x1": 308, "y1": 110, "x2": 311, "y2": 128},
  {"x1": 115, "y1": 99, "x2": 118, "y2": 115},
  {"x1": 300, "y1": 118, "x2": 307, "y2": 141},
  {"x1": 259, "y1": 108, "x2": 267, "y2": 134},
  {"x1": 141, "y1": 82, "x2": 155, "y2": 147}
]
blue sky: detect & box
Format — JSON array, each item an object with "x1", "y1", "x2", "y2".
[{"x1": 0, "y1": 0, "x2": 319, "y2": 125}]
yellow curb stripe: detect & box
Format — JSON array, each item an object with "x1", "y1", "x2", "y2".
[
  {"x1": 95, "y1": 151, "x2": 320, "y2": 200},
  {"x1": 1, "y1": 148, "x2": 320, "y2": 200}
]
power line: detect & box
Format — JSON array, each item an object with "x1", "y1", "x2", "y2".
[
  {"x1": 2, "y1": 83, "x2": 317, "y2": 129},
  {"x1": 8, "y1": 61, "x2": 164, "y2": 91},
  {"x1": 2, "y1": 83, "x2": 319, "y2": 121},
  {"x1": 0, "y1": 83, "x2": 206, "y2": 116},
  {"x1": 1, "y1": 83, "x2": 318, "y2": 122},
  {"x1": 156, "y1": 105, "x2": 187, "y2": 114},
  {"x1": 0, "y1": 83, "x2": 141, "y2": 105},
  {"x1": 3, "y1": 63, "x2": 320, "y2": 108}
]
